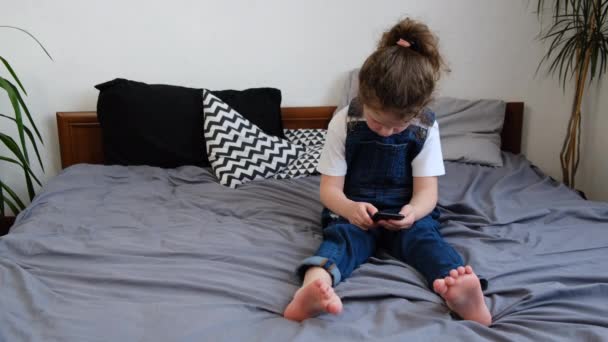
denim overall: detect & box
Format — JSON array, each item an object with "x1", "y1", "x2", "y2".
[{"x1": 298, "y1": 100, "x2": 471, "y2": 289}]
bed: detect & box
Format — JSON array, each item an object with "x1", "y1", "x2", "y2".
[{"x1": 1, "y1": 102, "x2": 608, "y2": 341}]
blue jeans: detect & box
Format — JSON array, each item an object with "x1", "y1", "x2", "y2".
[{"x1": 298, "y1": 210, "x2": 465, "y2": 287}]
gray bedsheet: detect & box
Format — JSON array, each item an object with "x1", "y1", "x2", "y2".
[{"x1": 1, "y1": 153, "x2": 607, "y2": 341}]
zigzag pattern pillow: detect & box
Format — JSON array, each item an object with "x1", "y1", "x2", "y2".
[{"x1": 203, "y1": 89, "x2": 305, "y2": 188}]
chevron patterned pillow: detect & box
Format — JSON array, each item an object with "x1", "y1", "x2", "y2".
[{"x1": 203, "y1": 89, "x2": 306, "y2": 188}]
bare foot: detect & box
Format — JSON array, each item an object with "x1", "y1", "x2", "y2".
[
  {"x1": 433, "y1": 265, "x2": 492, "y2": 326},
  {"x1": 283, "y1": 279, "x2": 343, "y2": 322}
]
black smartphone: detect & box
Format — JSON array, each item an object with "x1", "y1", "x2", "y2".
[{"x1": 371, "y1": 211, "x2": 405, "y2": 222}]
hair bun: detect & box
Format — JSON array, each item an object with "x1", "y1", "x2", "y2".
[{"x1": 377, "y1": 18, "x2": 443, "y2": 73}]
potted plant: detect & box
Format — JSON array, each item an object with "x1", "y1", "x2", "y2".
[
  {"x1": 0, "y1": 26, "x2": 51, "y2": 233},
  {"x1": 535, "y1": 0, "x2": 608, "y2": 188}
]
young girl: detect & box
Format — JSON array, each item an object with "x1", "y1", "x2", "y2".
[{"x1": 284, "y1": 18, "x2": 492, "y2": 326}]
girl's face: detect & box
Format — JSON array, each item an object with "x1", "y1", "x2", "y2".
[{"x1": 363, "y1": 105, "x2": 410, "y2": 137}]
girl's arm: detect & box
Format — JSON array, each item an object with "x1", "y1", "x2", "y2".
[
  {"x1": 408, "y1": 176, "x2": 438, "y2": 220},
  {"x1": 320, "y1": 175, "x2": 378, "y2": 230},
  {"x1": 379, "y1": 176, "x2": 438, "y2": 231}
]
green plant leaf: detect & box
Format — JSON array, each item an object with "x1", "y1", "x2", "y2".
[
  {"x1": 558, "y1": 35, "x2": 584, "y2": 89},
  {"x1": 0, "y1": 56, "x2": 27, "y2": 95},
  {"x1": 588, "y1": 2, "x2": 608, "y2": 81},
  {"x1": 0, "y1": 77, "x2": 29, "y2": 164},
  {"x1": 0, "y1": 26, "x2": 53, "y2": 61},
  {"x1": 0, "y1": 78, "x2": 36, "y2": 201},
  {"x1": 599, "y1": 35, "x2": 608, "y2": 75},
  {"x1": 0, "y1": 113, "x2": 44, "y2": 171},
  {"x1": 0, "y1": 133, "x2": 41, "y2": 185},
  {"x1": 537, "y1": 0, "x2": 608, "y2": 90},
  {"x1": 590, "y1": 39, "x2": 599, "y2": 78},
  {"x1": 0, "y1": 157, "x2": 30, "y2": 212},
  {"x1": 0, "y1": 178, "x2": 27, "y2": 210},
  {"x1": 538, "y1": 20, "x2": 579, "y2": 88},
  {"x1": 0, "y1": 179, "x2": 4, "y2": 215},
  {"x1": 0, "y1": 25, "x2": 49, "y2": 209},
  {"x1": 0, "y1": 188, "x2": 20, "y2": 215},
  {"x1": 0, "y1": 133, "x2": 40, "y2": 200},
  {"x1": 5, "y1": 79, "x2": 43, "y2": 144},
  {"x1": 0, "y1": 155, "x2": 24, "y2": 167}
]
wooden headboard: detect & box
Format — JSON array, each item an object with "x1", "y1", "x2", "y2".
[{"x1": 57, "y1": 103, "x2": 524, "y2": 169}]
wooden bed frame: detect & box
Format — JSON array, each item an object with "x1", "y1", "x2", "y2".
[{"x1": 56, "y1": 103, "x2": 524, "y2": 169}]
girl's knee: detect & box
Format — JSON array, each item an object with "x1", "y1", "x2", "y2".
[
  {"x1": 401, "y1": 221, "x2": 444, "y2": 246},
  {"x1": 409, "y1": 217, "x2": 440, "y2": 235}
]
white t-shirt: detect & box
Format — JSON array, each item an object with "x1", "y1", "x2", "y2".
[{"x1": 317, "y1": 106, "x2": 445, "y2": 177}]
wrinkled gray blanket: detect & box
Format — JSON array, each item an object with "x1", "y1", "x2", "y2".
[{"x1": 1, "y1": 153, "x2": 607, "y2": 341}]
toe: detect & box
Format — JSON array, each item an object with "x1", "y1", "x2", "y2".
[
  {"x1": 465, "y1": 265, "x2": 473, "y2": 274},
  {"x1": 317, "y1": 280, "x2": 329, "y2": 291},
  {"x1": 450, "y1": 269, "x2": 459, "y2": 278},
  {"x1": 445, "y1": 276, "x2": 455, "y2": 286},
  {"x1": 433, "y1": 279, "x2": 447, "y2": 295},
  {"x1": 326, "y1": 300, "x2": 342, "y2": 315},
  {"x1": 457, "y1": 266, "x2": 466, "y2": 275}
]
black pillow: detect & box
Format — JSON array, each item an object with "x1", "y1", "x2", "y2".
[
  {"x1": 212, "y1": 88, "x2": 284, "y2": 139},
  {"x1": 95, "y1": 78, "x2": 284, "y2": 167}
]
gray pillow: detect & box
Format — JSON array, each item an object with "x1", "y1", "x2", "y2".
[
  {"x1": 334, "y1": 68, "x2": 360, "y2": 115},
  {"x1": 335, "y1": 68, "x2": 506, "y2": 167},
  {"x1": 430, "y1": 97, "x2": 505, "y2": 167}
]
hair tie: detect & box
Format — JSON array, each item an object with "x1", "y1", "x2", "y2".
[{"x1": 396, "y1": 39, "x2": 411, "y2": 48}]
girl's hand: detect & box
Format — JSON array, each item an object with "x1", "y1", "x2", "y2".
[
  {"x1": 347, "y1": 201, "x2": 378, "y2": 230},
  {"x1": 379, "y1": 204, "x2": 417, "y2": 231}
]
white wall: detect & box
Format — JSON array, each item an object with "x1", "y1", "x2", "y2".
[
  {"x1": 1, "y1": 0, "x2": 606, "y2": 208},
  {"x1": 579, "y1": 80, "x2": 608, "y2": 200}
]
